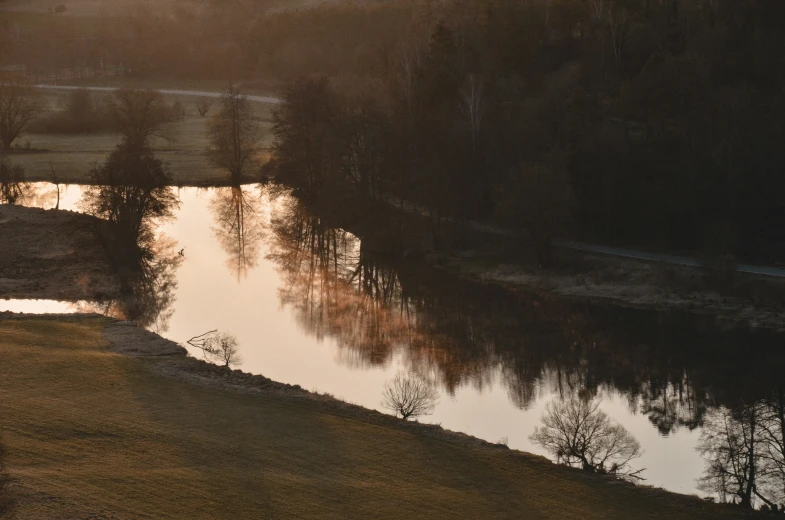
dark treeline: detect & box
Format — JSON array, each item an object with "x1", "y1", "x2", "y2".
[
  {"x1": 0, "y1": 2, "x2": 414, "y2": 81},
  {"x1": 4, "y1": 1, "x2": 785, "y2": 260},
  {"x1": 265, "y1": 0, "x2": 785, "y2": 264}
]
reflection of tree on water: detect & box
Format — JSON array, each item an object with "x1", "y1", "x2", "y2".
[
  {"x1": 697, "y1": 391, "x2": 785, "y2": 510},
  {"x1": 637, "y1": 378, "x2": 706, "y2": 435},
  {"x1": 80, "y1": 142, "x2": 182, "y2": 332},
  {"x1": 210, "y1": 185, "x2": 264, "y2": 280},
  {"x1": 0, "y1": 156, "x2": 32, "y2": 204},
  {"x1": 75, "y1": 236, "x2": 182, "y2": 332},
  {"x1": 268, "y1": 195, "x2": 785, "y2": 444}
]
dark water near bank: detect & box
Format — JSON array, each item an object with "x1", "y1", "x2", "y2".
[{"x1": 4, "y1": 183, "x2": 785, "y2": 497}]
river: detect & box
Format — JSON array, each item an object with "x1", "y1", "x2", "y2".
[{"x1": 5, "y1": 182, "x2": 784, "y2": 498}]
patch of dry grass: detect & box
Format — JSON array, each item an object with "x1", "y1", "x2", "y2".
[
  {"x1": 0, "y1": 205, "x2": 118, "y2": 301},
  {"x1": 10, "y1": 92, "x2": 274, "y2": 186},
  {"x1": 0, "y1": 316, "x2": 752, "y2": 519}
]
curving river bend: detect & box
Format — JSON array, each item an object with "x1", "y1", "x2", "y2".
[{"x1": 5, "y1": 182, "x2": 784, "y2": 498}]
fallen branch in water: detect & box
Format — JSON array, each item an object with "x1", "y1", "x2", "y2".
[
  {"x1": 187, "y1": 330, "x2": 218, "y2": 358},
  {"x1": 186, "y1": 330, "x2": 243, "y2": 367}
]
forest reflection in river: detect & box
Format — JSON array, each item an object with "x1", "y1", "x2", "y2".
[
  {"x1": 264, "y1": 190, "x2": 784, "y2": 429},
  {"x1": 9, "y1": 182, "x2": 785, "y2": 498}
]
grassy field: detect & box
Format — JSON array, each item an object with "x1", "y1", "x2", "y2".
[
  {"x1": 0, "y1": 315, "x2": 751, "y2": 519},
  {"x1": 10, "y1": 92, "x2": 275, "y2": 186},
  {"x1": 2, "y1": 0, "x2": 208, "y2": 17}
]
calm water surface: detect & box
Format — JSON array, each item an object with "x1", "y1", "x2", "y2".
[{"x1": 8, "y1": 182, "x2": 783, "y2": 497}]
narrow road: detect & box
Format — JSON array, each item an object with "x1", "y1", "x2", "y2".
[
  {"x1": 35, "y1": 84, "x2": 282, "y2": 104},
  {"x1": 34, "y1": 85, "x2": 785, "y2": 278}
]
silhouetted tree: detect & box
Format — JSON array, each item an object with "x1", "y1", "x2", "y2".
[
  {"x1": 381, "y1": 373, "x2": 439, "y2": 420},
  {"x1": 107, "y1": 89, "x2": 174, "y2": 147},
  {"x1": 270, "y1": 78, "x2": 340, "y2": 197},
  {"x1": 81, "y1": 142, "x2": 178, "y2": 237},
  {"x1": 530, "y1": 396, "x2": 644, "y2": 481},
  {"x1": 188, "y1": 330, "x2": 243, "y2": 367},
  {"x1": 208, "y1": 332, "x2": 243, "y2": 367},
  {"x1": 0, "y1": 83, "x2": 40, "y2": 150},
  {"x1": 80, "y1": 142, "x2": 182, "y2": 331},
  {"x1": 761, "y1": 390, "x2": 785, "y2": 504},
  {"x1": 698, "y1": 400, "x2": 785, "y2": 509},
  {"x1": 334, "y1": 82, "x2": 390, "y2": 204},
  {"x1": 208, "y1": 84, "x2": 263, "y2": 183}
]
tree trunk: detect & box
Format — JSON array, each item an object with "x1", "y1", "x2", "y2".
[{"x1": 742, "y1": 408, "x2": 757, "y2": 508}]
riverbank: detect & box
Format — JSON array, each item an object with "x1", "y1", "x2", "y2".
[
  {"x1": 0, "y1": 204, "x2": 118, "y2": 301},
  {"x1": 321, "y1": 194, "x2": 785, "y2": 332},
  {"x1": 444, "y1": 246, "x2": 785, "y2": 333},
  {"x1": 0, "y1": 313, "x2": 752, "y2": 519}
]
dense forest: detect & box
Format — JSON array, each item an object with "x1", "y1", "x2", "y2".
[{"x1": 2, "y1": 0, "x2": 784, "y2": 262}]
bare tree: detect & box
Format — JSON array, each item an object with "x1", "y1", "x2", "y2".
[
  {"x1": 188, "y1": 330, "x2": 243, "y2": 367},
  {"x1": 530, "y1": 397, "x2": 645, "y2": 481},
  {"x1": 195, "y1": 99, "x2": 213, "y2": 117},
  {"x1": 107, "y1": 89, "x2": 174, "y2": 147},
  {"x1": 0, "y1": 83, "x2": 40, "y2": 150},
  {"x1": 209, "y1": 332, "x2": 243, "y2": 367},
  {"x1": 208, "y1": 84, "x2": 263, "y2": 183},
  {"x1": 381, "y1": 373, "x2": 439, "y2": 420},
  {"x1": 697, "y1": 402, "x2": 784, "y2": 509},
  {"x1": 48, "y1": 161, "x2": 61, "y2": 210},
  {"x1": 697, "y1": 406, "x2": 756, "y2": 508},
  {"x1": 760, "y1": 391, "x2": 785, "y2": 504}
]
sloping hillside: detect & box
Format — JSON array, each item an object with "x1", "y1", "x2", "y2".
[{"x1": 0, "y1": 315, "x2": 752, "y2": 519}]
